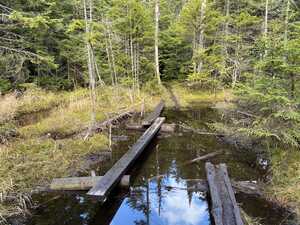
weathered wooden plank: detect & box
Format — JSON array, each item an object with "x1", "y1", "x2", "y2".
[
  {"x1": 205, "y1": 162, "x2": 244, "y2": 225},
  {"x1": 219, "y1": 164, "x2": 244, "y2": 225},
  {"x1": 126, "y1": 123, "x2": 175, "y2": 133},
  {"x1": 206, "y1": 163, "x2": 224, "y2": 225},
  {"x1": 142, "y1": 100, "x2": 165, "y2": 126},
  {"x1": 87, "y1": 117, "x2": 166, "y2": 200},
  {"x1": 50, "y1": 175, "x2": 130, "y2": 191}
]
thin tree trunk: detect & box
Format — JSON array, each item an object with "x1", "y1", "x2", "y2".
[
  {"x1": 283, "y1": 0, "x2": 294, "y2": 98},
  {"x1": 107, "y1": 24, "x2": 118, "y2": 85},
  {"x1": 197, "y1": 0, "x2": 207, "y2": 73},
  {"x1": 155, "y1": 0, "x2": 161, "y2": 85},
  {"x1": 83, "y1": 0, "x2": 96, "y2": 126},
  {"x1": 264, "y1": 0, "x2": 269, "y2": 37}
]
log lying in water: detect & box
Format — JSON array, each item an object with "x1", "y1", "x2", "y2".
[
  {"x1": 205, "y1": 162, "x2": 244, "y2": 225},
  {"x1": 184, "y1": 150, "x2": 223, "y2": 165},
  {"x1": 50, "y1": 175, "x2": 130, "y2": 191},
  {"x1": 186, "y1": 179, "x2": 262, "y2": 197},
  {"x1": 87, "y1": 117, "x2": 166, "y2": 200},
  {"x1": 142, "y1": 100, "x2": 165, "y2": 126},
  {"x1": 126, "y1": 123, "x2": 176, "y2": 133}
]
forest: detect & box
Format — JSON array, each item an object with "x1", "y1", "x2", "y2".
[{"x1": 0, "y1": 0, "x2": 300, "y2": 225}]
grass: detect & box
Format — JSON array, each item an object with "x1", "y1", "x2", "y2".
[
  {"x1": 267, "y1": 148, "x2": 300, "y2": 220},
  {"x1": 0, "y1": 82, "x2": 229, "y2": 222}
]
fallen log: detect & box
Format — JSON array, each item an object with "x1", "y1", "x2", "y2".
[
  {"x1": 79, "y1": 110, "x2": 134, "y2": 139},
  {"x1": 184, "y1": 150, "x2": 223, "y2": 165},
  {"x1": 205, "y1": 162, "x2": 244, "y2": 225},
  {"x1": 87, "y1": 117, "x2": 165, "y2": 200},
  {"x1": 142, "y1": 100, "x2": 165, "y2": 126},
  {"x1": 50, "y1": 175, "x2": 130, "y2": 191},
  {"x1": 126, "y1": 123, "x2": 176, "y2": 133}
]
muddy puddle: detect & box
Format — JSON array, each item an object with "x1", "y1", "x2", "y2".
[{"x1": 26, "y1": 104, "x2": 295, "y2": 225}]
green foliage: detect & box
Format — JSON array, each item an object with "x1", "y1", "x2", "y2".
[
  {"x1": 143, "y1": 79, "x2": 164, "y2": 96},
  {"x1": 0, "y1": 79, "x2": 12, "y2": 94}
]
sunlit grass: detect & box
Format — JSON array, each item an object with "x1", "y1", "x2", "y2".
[{"x1": 268, "y1": 148, "x2": 300, "y2": 218}]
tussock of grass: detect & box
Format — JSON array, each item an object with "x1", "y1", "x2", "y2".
[
  {"x1": 241, "y1": 209, "x2": 262, "y2": 225},
  {"x1": 0, "y1": 94, "x2": 18, "y2": 125},
  {"x1": 0, "y1": 134, "x2": 108, "y2": 218},
  {"x1": 268, "y1": 149, "x2": 300, "y2": 218}
]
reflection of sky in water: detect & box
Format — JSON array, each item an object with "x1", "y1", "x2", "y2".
[{"x1": 110, "y1": 175, "x2": 210, "y2": 225}]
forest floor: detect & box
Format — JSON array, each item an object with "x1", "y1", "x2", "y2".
[{"x1": 0, "y1": 83, "x2": 299, "y2": 224}]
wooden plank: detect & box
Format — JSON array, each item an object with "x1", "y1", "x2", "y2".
[
  {"x1": 142, "y1": 100, "x2": 165, "y2": 126},
  {"x1": 87, "y1": 117, "x2": 165, "y2": 200},
  {"x1": 205, "y1": 162, "x2": 244, "y2": 225},
  {"x1": 126, "y1": 123, "x2": 175, "y2": 133},
  {"x1": 205, "y1": 162, "x2": 224, "y2": 225},
  {"x1": 50, "y1": 175, "x2": 130, "y2": 191}
]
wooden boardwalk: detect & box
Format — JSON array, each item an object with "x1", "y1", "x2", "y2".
[
  {"x1": 142, "y1": 100, "x2": 165, "y2": 126},
  {"x1": 87, "y1": 117, "x2": 165, "y2": 200},
  {"x1": 205, "y1": 162, "x2": 244, "y2": 225}
]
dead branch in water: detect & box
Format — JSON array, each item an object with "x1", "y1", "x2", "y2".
[
  {"x1": 179, "y1": 123, "x2": 223, "y2": 136},
  {"x1": 184, "y1": 150, "x2": 223, "y2": 165}
]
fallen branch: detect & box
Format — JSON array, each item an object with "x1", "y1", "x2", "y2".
[
  {"x1": 179, "y1": 123, "x2": 223, "y2": 136},
  {"x1": 184, "y1": 150, "x2": 223, "y2": 165},
  {"x1": 236, "y1": 110, "x2": 259, "y2": 118}
]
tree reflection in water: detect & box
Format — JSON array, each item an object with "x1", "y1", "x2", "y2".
[{"x1": 110, "y1": 168, "x2": 210, "y2": 225}]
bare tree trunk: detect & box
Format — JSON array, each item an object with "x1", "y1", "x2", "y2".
[
  {"x1": 155, "y1": 0, "x2": 162, "y2": 85},
  {"x1": 83, "y1": 0, "x2": 96, "y2": 126},
  {"x1": 264, "y1": 0, "x2": 269, "y2": 37},
  {"x1": 107, "y1": 23, "x2": 118, "y2": 86},
  {"x1": 283, "y1": 0, "x2": 294, "y2": 98},
  {"x1": 196, "y1": 0, "x2": 207, "y2": 73}
]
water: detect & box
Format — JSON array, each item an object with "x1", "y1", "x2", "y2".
[{"x1": 27, "y1": 105, "x2": 293, "y2": 225}]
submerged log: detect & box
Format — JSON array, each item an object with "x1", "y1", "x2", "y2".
[
  {"x1": 87, "y1": 117, "x2": 166, "y2": 200},
  {"x1": 205, "y1": 162, "x2": 244, "y2": 225},
  {"x1": 50, "y1": 175, "x2": 130, "y2": 191},
  {"x1": 184, "y1": 150, "x2": 223, "y2": 165},
  {"x1": 126, "y1": 123, "x2": 176, "y2": 133},
  {"x1": 142, "y1": 100, "x2": 165, "y2": 126}
]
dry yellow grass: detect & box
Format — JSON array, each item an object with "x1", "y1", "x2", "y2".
[{"x1": 0, "y1": 94, "x2": 19, "y2": 124}]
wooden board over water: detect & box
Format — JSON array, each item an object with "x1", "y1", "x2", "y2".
[
  {"x1": 142, "y1": 100, "x2": 165, "y2": 126},
  {"x1": 87, "y1": 117, "x2": 166, "y2": 200},
  {"x1": 205, "y1": 162, "x2": 244, "y2": 225}
]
